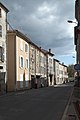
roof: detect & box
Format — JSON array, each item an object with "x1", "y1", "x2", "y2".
[
  {"x1": 0, "y1": 2, "x2": 9, "y2": 13},
  {"x1": 7, "y1": 30, "x2": 47, "y2": 55},
  {"x1": 7, "y1": 30, "x2": 32, "y2": 43},
  {"x1": 54, "y1": 58, "x2": 60, "y2": 62},
  {"x1": 62, "y1": 64, "x2": 68, "y2": 68}
]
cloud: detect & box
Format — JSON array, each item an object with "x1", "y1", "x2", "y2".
[{"x1": 1, "y1": 0, "x2": 75, "y2": 65}]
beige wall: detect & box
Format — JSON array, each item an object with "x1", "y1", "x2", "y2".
[
  {"x1": 7, "y1": 31, "x2": 29, "y2": 91},
  {"x1": 59, "y1": 63, "x2": 64, "y2": 84},
  {"x1": 29, "y1": 44, "x2": 36, "y2": 79},
  {"x1": 36, "y1": 48, "x2": 40, "y2": 76},
  {"x1": 54, "y1": 60, "x2": 59, "y2": 85},
  {"x1": 63, "y1": 66, "x2": 68, "y2": 82},
  {"x1": 16, "y1": 36, "x2": 29, "y2": 90},
  {"x1": 40, "y1": 52, "x2": 47, "y2": 78},
  {"x1": 7, "y1": 33, "x2": 16, "y2": 91}
]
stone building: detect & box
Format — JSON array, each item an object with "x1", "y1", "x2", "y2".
[{"x1": 0, "y1": 3, "x2": 9, "y2": 94}]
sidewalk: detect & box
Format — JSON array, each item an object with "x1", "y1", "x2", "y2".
[
  {"x1": 61, "y1": 85, "x2": 80, "y2": 120},
  {"x1": 0, "y1": 89, "x2": 28, "y2": 98}
]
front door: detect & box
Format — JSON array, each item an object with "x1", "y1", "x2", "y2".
[{"x1": 50, "y1": 75, "x2": 52, "y2": 85}]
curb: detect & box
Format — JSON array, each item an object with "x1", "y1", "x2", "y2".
[{"x1": 61, "y1": 87, "x2": 74, "y2": 120}]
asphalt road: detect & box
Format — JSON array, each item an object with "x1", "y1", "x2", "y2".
[{"x1": 0, "y1": 83, "x2": 74, "y2": 120}]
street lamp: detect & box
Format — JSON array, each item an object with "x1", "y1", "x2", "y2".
[
  {"x1": 67, "y1": 20, "x2": 77, "y2": 24},
  {"x1": 67, "y1": 20, "x2": 78, "y2": 24},
  {"x1": 72, "y1": 56, "x2": 75, "y2": 58},
  {"x1": 67, "y1": 20, "x2": 80, "y2": 29}
]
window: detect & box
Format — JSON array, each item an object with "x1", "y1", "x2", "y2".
[
  {"x1": 0, "y1": 47, "x2": 1, "y2": 60},
  {"x1": 20, "y1": 40, "x2": 23, "y2": 51},
  {"x1": 26, "y1": 59, "x2": 28, "y2": 68},
  {"x1": 25, "y1": 44, "x2": 28, "y2": 52},
  {"x1": 32, "y1": 62, "x2": 34, "y2": 71},
  {"x1": 0, "y1": 25, "x2": 2, "y2": 37},
  {"x1": 0, "y1": 9, "x2": 1, "y2": 17},
  {"x1": 49, "y1": 58, "x2": 52, "y2": 64},
  {"x1": 0, "y1": 47, "x2": 4, "y2": 62},
  {"x1": 21, "y1": 57, "x2": 23, "y2": 67},
  {"x1": 43, "y1": 56, "x2": 46, "y2": 64},
  {"x1": 41, "y1": 56, "x2": 42, "y2": 62},
  {"x1": 20, "y1": 56, "x2": 24, "y2": 68},
  {"x1": 32, "y1": 49, "x2": 35, "y2": 57}
]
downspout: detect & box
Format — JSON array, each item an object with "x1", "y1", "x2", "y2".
[
  {"x1": 29, "y1": 43, "x2": 31, "y2": 89},
  {"x1": 6, "y1": 12, "x2": 8, "y2": 93},
  {"x1": 14, "y1": 33, "x2": 16, "y2": 91}
]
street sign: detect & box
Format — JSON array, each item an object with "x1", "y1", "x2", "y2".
[{"x1": 74, "y1": 64, "x2": 80, "y2": 71}]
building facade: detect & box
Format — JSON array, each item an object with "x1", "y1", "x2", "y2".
[
  {"x1": 29, "y1": 43, "x2": 36, "y2": 88},
  {"x1": 7, "y1": 30, "x2": 30, "y2": 91},
  {"x1": 54, "y1": 59, "x2": 60, "y2": 85},
  {"x1": 75, "y1": 0, "x2": 80, "y2": 87},
  {"x1": 59, "y1": 63, "x2": 68, "y2": 84},
  {"x1": 0, "y1": 3, "x2": 9, "y2": 94},
  {"x1": 39, "y1": 49, "x2": 47, "y2": 87},
  {"x1": 63, "y1": 64, "x2": 68, "y2": 83},
  {"x1": 7, "y1": 30, "x2": 48, "y2": 91},
  {"x1": 7, "y1": 29, "x2": 68, "y2": 91},
  {"x1": 59, "y1": 63, "x2": 64, "y2": 84},
  {"x1": 42, "y1": 49, "x2": 54, "y2": 86},
  {"x1": 75, "y1": 0, "x2": 80, "y2": 65},
  {"x1": 47, "y1": 49, "x2": 54, "y2": 86},
  {"x1": 30, "y1": 45, "x2": 47, "y2": 88},
  {"x1": 54, "y1": 59, "x2": 68, "y2": 85}
]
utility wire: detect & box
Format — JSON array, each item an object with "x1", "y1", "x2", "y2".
[{"x1": 7, "y1": 21, "x2": 14, "y2": 31}]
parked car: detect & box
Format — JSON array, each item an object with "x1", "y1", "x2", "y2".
[{"x1": 69, "y1": 77, "x2": 74, "y2": 82}]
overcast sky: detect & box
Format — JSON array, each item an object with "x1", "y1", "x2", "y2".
[{"x1": 1, "y1": 0, "x2": 76, "y2": 65}]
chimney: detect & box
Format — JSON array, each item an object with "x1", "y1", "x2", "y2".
[
  {"x1": 62, "y1": 62, "x2": 64, "y2": 65},
  {"x1": 49, "y1": 49, "x2": 51, "y2": 53}
]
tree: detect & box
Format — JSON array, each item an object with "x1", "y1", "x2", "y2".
[{"x1": 68, "y1": 64, "x2": 75, "y2": 78}]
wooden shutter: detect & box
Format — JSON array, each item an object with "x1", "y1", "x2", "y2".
[{"x1": 1, "y1": 47, "x2": 4, "y2": 62}]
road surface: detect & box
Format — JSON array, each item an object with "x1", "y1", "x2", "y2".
[{"x1": 0, "y1": 83, "x2": 73, "y2": 120}]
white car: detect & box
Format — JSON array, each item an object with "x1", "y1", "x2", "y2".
[{"x1": 69, "y1": 77, "x2": 74, "y2": 82}]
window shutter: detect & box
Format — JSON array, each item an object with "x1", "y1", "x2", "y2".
[
  {"x1": 25, "y1": 44, "x2": 28, "y2": 52},
  {"x1": 19, "y1": 56, "x2": 24, "y2": 68},
  {"x1": 22, "y1": 57, "x2": 25, "y2": 68},
  {"x1": 0, "y1": 47, "x2": 1, "y2": 60},
  {"x1": 0, "y1": 25, "x2": 2, "y2": 37},
  {"x1": 19, "y1": 56, "x2": 21, "y2": 68},
  {"x1": 0, "y1": 9, "x2": 1, "y2": 17},
  {"x1": 1, "y1": 47, "x2": 4, "y2": 62}
]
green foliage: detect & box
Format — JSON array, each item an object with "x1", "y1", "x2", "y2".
[{"x1": 68, "y1": 64, "x2": 75, "y2": 77}]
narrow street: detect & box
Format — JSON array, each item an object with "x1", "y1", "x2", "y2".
[{"x1": 0, "y1": 83, "x2": 74, "y2": 120}]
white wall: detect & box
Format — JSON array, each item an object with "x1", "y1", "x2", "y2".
[
  {"x1": 0, "y1": 7, "x2": 7, "y2": 71},
  {"x1": 0, "y1": 6, "x2": 7, "y2": 84},
  {"x1": 48, "y1": 55, "x2": 54, "y2": 85}
]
